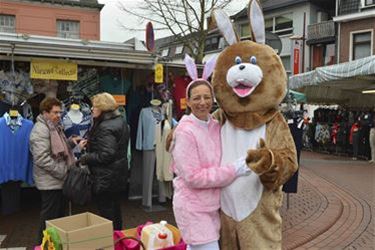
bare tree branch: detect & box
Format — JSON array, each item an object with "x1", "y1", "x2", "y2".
[{"x1": 117, "y1": 0, "x2": 234, "y2": 62}]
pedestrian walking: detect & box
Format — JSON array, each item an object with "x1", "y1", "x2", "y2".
[{"x1": 369, "y1": 116, "x2": 375, "y2": 163}]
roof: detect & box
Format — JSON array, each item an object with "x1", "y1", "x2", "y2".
[
  {"x1": 0, "y1": 32, "x2": 155, "y2": 67},
  {"x1": 23, "y1": 0, "x2": 104, "y2": 10},
  {"x1": 231, "y1": 0, "x2": 308, "y2": 19},
  {"x1": 289, "y1": 56, "x2": 375, "y2": 108}
]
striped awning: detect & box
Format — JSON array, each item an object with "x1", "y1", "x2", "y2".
[
  {"x1": 289, "y1": 55, "x2": 375, "y2": 89},
  {"x1": 288, "y1": 56, "x2": 375, "y2": 108}
]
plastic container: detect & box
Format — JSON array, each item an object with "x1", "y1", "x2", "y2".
[{"x1": 141, "y1": 220, "x2": 174, "y2": 249}]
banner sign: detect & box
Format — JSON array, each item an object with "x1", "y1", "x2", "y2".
[
  {"x1": 30, "y1": 60, "x2": 78, "y2": 80},
  {"x1": 291, "y1": 40, "x2": 303, "y2": 75},
  {"x1": 154, "y1": 63, "x2": 163, "y2": 83}
]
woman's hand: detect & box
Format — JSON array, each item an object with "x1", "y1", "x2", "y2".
[
  {"x1": 78, "y1": 139, "x2": 88, "y2": 150},
  {"x1": 71, "y1": 135, "x2": 82, "y2": 145}
]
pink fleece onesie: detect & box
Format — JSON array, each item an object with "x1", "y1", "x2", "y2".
[{"x1": 171, "y1": 114, "x2": 237, "y2": 245}]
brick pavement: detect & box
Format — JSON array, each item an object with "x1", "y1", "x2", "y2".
[{"x1": 282, "y1": 152, "x2": 374, "y2": 250}]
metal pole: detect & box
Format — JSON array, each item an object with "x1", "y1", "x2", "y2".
[{"x1": 302, "y1": 12, "x2": 306, "y2": 73}]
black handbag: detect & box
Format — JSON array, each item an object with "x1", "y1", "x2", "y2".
[{"x1": 63, "y1": 164, "x2": 92, "y2": 205}]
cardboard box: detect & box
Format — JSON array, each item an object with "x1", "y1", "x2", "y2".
[{"x1": 46, "y1": 212, "x2": 113, "y2": 250}]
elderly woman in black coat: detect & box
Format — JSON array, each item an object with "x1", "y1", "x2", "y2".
[{"x1": 79, "y1": 92, "x2": 129, "y2": 230}]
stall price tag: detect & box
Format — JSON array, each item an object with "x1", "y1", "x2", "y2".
[
  {"x1": 155, "y1": 64, "x2": 164, "y2": 83},
  {"x1": 9, "y1": 109, "x2": 19, "y2": 117},
  {"x1": 113, "y1": 95, "x2": 126, "y2": 105},
  {"x1": 70, "y1": 104, "x2": 80, "y2": 110},
  {"x1": 180, "y1": 98, "x2": 186, "y2": 110}
]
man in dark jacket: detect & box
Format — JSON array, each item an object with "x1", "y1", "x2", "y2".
[{"x1": 79, "y1": 92, "x2": 129, "y2": 230}]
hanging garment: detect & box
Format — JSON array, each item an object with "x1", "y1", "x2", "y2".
[
  {"x1": 155, "y1": 120, "x2": 173, "y2": 199},
  {"x1": 0, "y1": 113, "x2": 33, "y2": 184},
  {"x1": 155, "y1": 120, "x2": 173, "y2": 182},
  {"x1": 136, "y1": 107, "x2": 163, "y2": 151},
  {"x1": 62, "y1": 110, "x2": 92, "y2": 138}
]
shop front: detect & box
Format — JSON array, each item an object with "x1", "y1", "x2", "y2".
[
  {"x1": 288, "y1": 56, "x2": 375, "y2": 160},
  {"x1": 0, "y1": 32, "x2": 157, "y2": 215}
]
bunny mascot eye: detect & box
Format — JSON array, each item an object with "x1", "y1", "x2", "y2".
[
  {"x1": 250, "y1": 56, "x2": 257, "y2": 64},
  {"x1": 235, "y1": 56, "x2": 242, "y2": 64}
]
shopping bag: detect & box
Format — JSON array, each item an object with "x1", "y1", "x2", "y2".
[
  {"x1": 114, "y1": 230, "x2": 145, "y2": 250},
  {"x1": 62, "y1": 164, "x2": 92, "y2": 205}
]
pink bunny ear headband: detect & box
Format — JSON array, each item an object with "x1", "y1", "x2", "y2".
[{"x1": 184, "y1": 54, "x2": 217, "y2": 98}]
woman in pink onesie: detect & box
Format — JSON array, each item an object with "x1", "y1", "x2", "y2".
[{"x1": 170, "y1": 55, "x2": 249, "y2": 250}]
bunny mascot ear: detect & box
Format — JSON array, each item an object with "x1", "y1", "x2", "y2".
[
  {"x1": 248, "y1": 0, "x2": 265, "y2": 44},
  {"x1": 212, "y1": 9, "x2": 239, "y2": 46},
  {"x1": 202, "y1": 54, "x2": 218, "y2": 80},
  {"x1": 184, "y1": 54, "x2": 198, "y2": 80}
]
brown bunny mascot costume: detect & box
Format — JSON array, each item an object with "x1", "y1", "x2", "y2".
[{"x1": 212, "y1": 1, "x2": 298, "y2": 249}]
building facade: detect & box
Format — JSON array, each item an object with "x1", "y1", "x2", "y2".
[
  {"x1": 0, "y1": 0, "x2": 102, "y2": 40},
  {"x1": 333, "y1": 0, "x2": 375, "y2": 63}
]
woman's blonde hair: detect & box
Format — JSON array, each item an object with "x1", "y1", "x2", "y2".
[{"x1": 91, "y1": 92, "x2": 118, "y2": 112}]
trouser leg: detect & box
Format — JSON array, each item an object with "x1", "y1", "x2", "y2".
[{"x1": 37, "y1": 190, "x2": 65, "y2": 244}]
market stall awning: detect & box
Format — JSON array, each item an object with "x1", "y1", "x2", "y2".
[
  {"x1": 289, "y1": 89, "x2": 307, "y2": 102},
  {"x1": 288, "y1": 56, "x2": 375, "y2": 108},
  {"x1": 0, "y1": 32, "x2": 156, "y2": 68}
]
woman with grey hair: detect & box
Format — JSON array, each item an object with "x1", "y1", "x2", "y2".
[{"x1": 78, "y1": 92, "x2": 129, "y2": 230}]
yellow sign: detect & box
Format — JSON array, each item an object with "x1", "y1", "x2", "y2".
[
  {"x1": 180, "y1": 98, "x2": 187, "y2": 110},
  {"x1": 154, "y1": 63, "x2": 163, "y2": 83},
  {"x1": 30, "y1": 60, "x2": 78, "y2": 81},
  {"x1": 113, "y1": 95, "x2": 126, "y2": 105}
]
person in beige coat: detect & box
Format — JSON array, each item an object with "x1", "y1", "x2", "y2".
[{"x1": 30, "y1": 97, "x2": 80, "y2": 244}]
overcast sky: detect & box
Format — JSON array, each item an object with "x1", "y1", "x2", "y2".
[{"x1": 99, "y1": 0, "x2": 248, "y2": 43}]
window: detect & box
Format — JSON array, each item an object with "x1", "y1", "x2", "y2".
[
  {"x1": 204, "y1": 36, "x2": 220, "y2": 51},
  {"x1": 175, "y1": 45, "x2": 183, "y2": 55},
  {"x1": 365, "y1": 0, "x2": 375, "y2": 6},
  {"x1": 218, "y1": 37, "x2": 226, "y2": 49},
  {"x1": 56, "y1": 20, "x2": 80, "y2": 39},
  {"x1": 351, "y1": 31, "x2": 372, "y2": 60},
  {"x1": 0, "y1": 15, "x2": 15, "y2": 33},
  {"x1": 161, "y1": 48, "x2": 169, "y2": 57},
  {"x1": 265, "y1": 14, "x2": 293, "y2": 36},
  {"x1": 240, "y1": 23, "x2": 251, "y2": 40},
  {"x1": 281, "y1": 56, "x2": 291, "y2": 72}
]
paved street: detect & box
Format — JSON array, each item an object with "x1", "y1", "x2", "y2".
[
  {"x1": 282, "y1": 151, "x2": 375, "y2": 249},
  {"x1": 0, "y1": 151, "x2": 374, "y2": 249}
]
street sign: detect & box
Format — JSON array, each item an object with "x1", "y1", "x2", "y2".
[{"x1": 146, "y1": 22, "x2": 155, "y2": 52}]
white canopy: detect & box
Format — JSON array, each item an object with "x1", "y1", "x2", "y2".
[{"x1": 288, "y1": 56, "x2": 375, "y2": 108}]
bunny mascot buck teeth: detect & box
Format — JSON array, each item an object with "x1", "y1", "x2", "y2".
[{"x1": 212, "y1": 1, "x2": 298, "y2": 249}]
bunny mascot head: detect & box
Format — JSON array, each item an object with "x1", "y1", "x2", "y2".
[{"x1": 211, "y1": 1, "x2": 298, "y2": 249}]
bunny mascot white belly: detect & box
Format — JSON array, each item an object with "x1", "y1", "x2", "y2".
[{"x1": 211, "y1": 1, "x2": 298, "y2": 249}]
